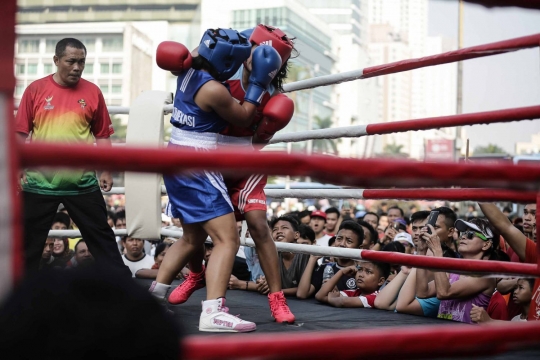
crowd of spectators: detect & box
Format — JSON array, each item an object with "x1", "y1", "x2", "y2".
[{"x1": 37, "y1": 197, "x2": 539, "y2": 325}]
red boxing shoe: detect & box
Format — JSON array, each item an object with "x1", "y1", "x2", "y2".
[
  {"x1": 168, "y1": 267, "x2": 206, "y2": 305},
  {"x1": 268, "y1": 291, "x2": 295, "y2": 324}
]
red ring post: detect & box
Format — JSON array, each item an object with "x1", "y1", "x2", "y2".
[{"x1": 537, "y1": 193, "x2": 540, "y2": 268}]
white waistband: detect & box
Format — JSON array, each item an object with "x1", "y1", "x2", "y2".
[
  {"x1": 217, "y1": 134, "x2": 253, "y2": 148},
  {"x1": 170, "y1": 127, "x2": 218, "y2": 149}
]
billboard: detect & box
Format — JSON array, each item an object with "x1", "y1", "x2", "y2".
[{"x1": 425, "y1": 139, "x2": 455, "y2": 161}]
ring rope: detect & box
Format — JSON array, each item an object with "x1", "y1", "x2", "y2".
[
  {"x1": 47, "y1": 227, "x2": 539, "y2": 278},
  {"x1": 104, "y1": 186, "x2": 537, "y2": 203},
  {"x1": 183, "y1": 321, "x2": 540, "y2": 360},
  {"x1": 282, "y1": 33, "x2": 540, "y2": 92},
  {"x1": 107, "y1": 102, "x2": 540, "y2": 146},
  {"x1": 19, "y1": 143, "x2": 540, "y2": 190},
  {"x1": 102, "y1": 103, "x2": 540, "y2": 144},
  {"x1": 270, "y1": 105, "x2": 540, "y2": 144}
]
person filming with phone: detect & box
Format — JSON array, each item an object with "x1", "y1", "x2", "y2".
[
  {"x1": 416, "y1": 217, "x2": 499, "y2": 324},
  {"x1": 377, "y1": 218, "x2": 408, "y2": 250}
]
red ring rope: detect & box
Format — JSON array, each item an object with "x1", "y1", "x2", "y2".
[
  {"x1": 19, "y1": 143, "x2": 540, "y2": 190},
  {"x1": 359, "y1": 250, "x2": 539, "y2": 277},
  {"x1": 366, "y1": 105, "x2": 540, "y2": 135},
  {"x1": 362, "y1": 188, "x2": 537, "y2": 203},
  {"x1": 362, "y1": 33, "x2": 540, "y2": 79},
  {"x1": 183, "y1": 321, "x2": 540, "y2": 360}
]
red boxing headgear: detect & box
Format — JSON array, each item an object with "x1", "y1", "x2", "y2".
[{"x1": 249, "y1": 24, "x2": 293, "y2": 67}]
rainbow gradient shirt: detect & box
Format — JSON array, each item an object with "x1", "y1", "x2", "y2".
[{"x1": 15, "y1": 75, "x2": 114, "y2": 195}]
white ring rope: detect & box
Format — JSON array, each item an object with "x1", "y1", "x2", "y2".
[
  {"x1": 49, "y1": 229, "x2": 127, "y2": 237},
  {"x1": 282, "y1": 69, "x2": 364, "y2": 93},
  {"x1": 270, "y1": 125, "x2": 368, "y2": 144},
  {"x1": 47, "y1": 227, "x2": 536, "y2": 278},
  {"x1": 105, "y1": 186, "x2": 363, "y2": 199}
]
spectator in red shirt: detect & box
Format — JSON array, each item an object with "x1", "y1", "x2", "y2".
[{"x1": 478, "y1": 203, "x2": 540, "y2": 321}]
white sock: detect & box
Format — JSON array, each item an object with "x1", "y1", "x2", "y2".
[{"x1": 149, "y1": 282, "x2": 170, "y2": 298}]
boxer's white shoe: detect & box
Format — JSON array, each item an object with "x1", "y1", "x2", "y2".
[{"x1": 199, "y1": 298, "x2": 256, "y2": 333}]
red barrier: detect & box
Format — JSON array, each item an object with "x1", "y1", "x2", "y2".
[
  {"x1": 18, "y1": 143, "x2": 540, "y2": 190},
  {"x1": 183, "y1": 321, "x2": 540, "y2": 360},
  {"x1": 362, "y1": 33, "x2": 540, "y2": 79},
  {"x1": 366, "y1": 105, "x2": 540, "y2": 135},
  {"x1": 363, "y1": 188, "x2": 537, "y2": 203}
]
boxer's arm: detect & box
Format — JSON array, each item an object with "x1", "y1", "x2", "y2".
[{"x1": 196, "y1": 81, "x2": 257, "y2": 128}]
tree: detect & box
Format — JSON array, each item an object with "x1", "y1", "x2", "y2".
[
  {"x1": 109, "y1": 116, "x2": 127, "y2": 142},
  {"x1": 312, "y1": 116, "x2": 339, "y2": 155},
  {"x1": 473, "y1": 144, "x2": 507, "y2": 155},
  {"x1": 380, "y1": 142, "x2": 409, "y2": 158},
  {"x1": 283, "y1": 63, "x2": 308, "y2": 106}
]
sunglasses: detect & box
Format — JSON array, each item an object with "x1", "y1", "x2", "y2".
[{"x1": 460, "y1": 230, "x2": 489, "y2": 241}]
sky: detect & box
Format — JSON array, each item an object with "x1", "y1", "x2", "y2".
[{"x1": 428, "y1": 0, "x2": 540, "y2": 154}]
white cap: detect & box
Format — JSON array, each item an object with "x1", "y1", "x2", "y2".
[
  {"x1": 454, "y1": 219, "x2": 493, "y2": 239},
  {"x1": 393, "y1": 232, "x2": 414, "y2": 247}
]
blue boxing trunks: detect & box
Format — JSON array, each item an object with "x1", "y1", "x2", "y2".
[{"x1": 164, "y1": 129, "x2": 233, "y2": 224}]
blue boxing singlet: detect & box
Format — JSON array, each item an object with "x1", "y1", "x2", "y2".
[{"x1": 164, "y1": 68, "x2": 234, "y2": 224}]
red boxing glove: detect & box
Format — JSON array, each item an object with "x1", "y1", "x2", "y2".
[
  {"x1": 255, "y1": 94, "x2": 294, "y2": 142},
  {"x1": 156, "y1": 41, "x2": 192, "y2": 74}
]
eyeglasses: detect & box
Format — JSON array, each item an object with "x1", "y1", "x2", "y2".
[{"x1": 460, "y1": 230, "x2": 489, "y2": 241}]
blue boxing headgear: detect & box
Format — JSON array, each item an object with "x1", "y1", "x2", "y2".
[
  {"x1": 240, "y1": 27, "x2": 254, "y2": 40},
  {"x1": 198, "y1": 28, "x2": 252, "y2": 81}
]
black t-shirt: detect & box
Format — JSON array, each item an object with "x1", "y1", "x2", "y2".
[
  {"x1": 311, "y1": 263, "x2": 357, "y2": 293},
  {"x1": 279, "y1": 253, "x2": 310, "y2": 289},
  {"x1": 232, "y1": 256, "x2": 251, "y2": 281}
]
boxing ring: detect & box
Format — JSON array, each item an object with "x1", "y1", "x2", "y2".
[{"x1": 4, "y1": 0, "x2": 540, "y2": 358}]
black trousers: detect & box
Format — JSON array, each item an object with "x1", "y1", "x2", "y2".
[{"x1": 22, "y1": 190, "x2": 130, "y2": 277}]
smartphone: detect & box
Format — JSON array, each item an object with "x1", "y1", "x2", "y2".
[
  {"x1": 393, "y1": 220, "x2": 407, "y2": 232},
  {"x1": 426, "y1": 211, "x2": 439, "y2": 234}
]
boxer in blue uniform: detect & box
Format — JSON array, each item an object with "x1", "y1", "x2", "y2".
[{"x1": 148, "y1": 28, "x2": 281, "y2": 333}]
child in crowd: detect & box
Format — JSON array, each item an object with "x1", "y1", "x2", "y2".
[
  {"x1": 320, "y1": 235, "x2": 337, "y2": 265},
  {"x1": 297, "y1": 224, "x2": 316, "y2": 245},
  {"x1": 136, "y1": 242, "x2": 174, "y2": 279},
  {"x1": 268, "y1": 216, "x2": 310, "y2": 296},
  {"x1": 316, "y1": 260, "x2": 389, "y2": 308},
  {"x1": 297, "y1": 221, "x2": 364, "y2": 299},
  {"x1": 470, "y1": 278, "x2": 534, "y2": 323},
  {"x1": 510, "y1": 278, "x2": 534, "y2": 321},
  {"x1": 51, "y1": 237, "x2": 74, "y2": 269}
]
